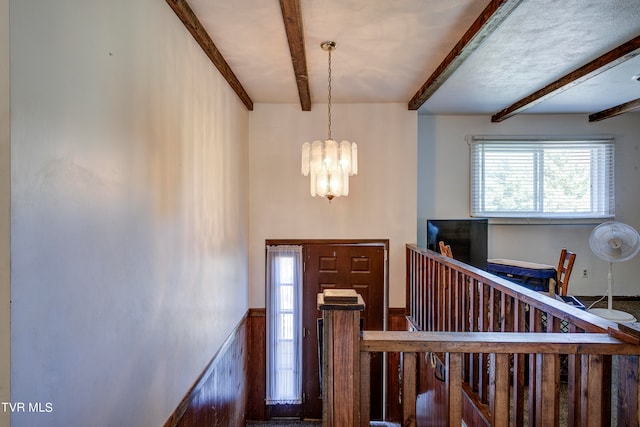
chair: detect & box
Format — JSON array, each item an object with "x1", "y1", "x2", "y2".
[
  {"x1": 439, "y1": 241, "x2": 453, "y2": 258},
  {"x1": 556, "y1": 248, "x2": 576, "y2": 296}
]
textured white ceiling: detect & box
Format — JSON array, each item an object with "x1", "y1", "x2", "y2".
[{"x1": 187, "y1": 0, "x2": 640, "y2": 116}]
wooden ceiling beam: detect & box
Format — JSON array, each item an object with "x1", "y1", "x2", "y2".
[
  {"x1": 165, "y1": 0, "x2": 253, "y2": 111},
  {"x1": 280, "y1": 0, "x2": 311, "y2": 111},
  {"x1": 408, "y1": 0, "x2": 523, "y2": 111},
  {"x1": 492, "y1": 35, "x2": 640, "y2": 122},
  {"x1": 589, "y1": 98, "x2": 640, "y2": 122}
]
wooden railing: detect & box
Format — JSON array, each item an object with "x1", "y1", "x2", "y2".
[
  {"x1": 317, "y1": 245, "x2": 640, "y2": 427},
  {"x1": 405, "y1": 244, "x2": 616, "y2": 336},
  {"x1": 404, "y1": 243, "x2": 640, "y2": 426},
  {"x1": 361, "y1": 331, "x2": 640, "y2": 427}
]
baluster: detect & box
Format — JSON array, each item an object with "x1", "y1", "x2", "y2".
[
  {"x1": 402, "y1": 352, "x2": 417, "y2": 427},
  {"x1": 405, "y1": 248, "x2": 417, "y2": 320},
  {"x1": 581, "y1": 354, "x2": 604, "y2": 427},
  {"x1": 360, "y1": 352, "x2": 370, "y2": 427},
  {"x1": 447, "y1": 352, "x2": 463, "y2": 426},
  {"x1": 535, "y1": 353, "x2": 560, "y2": 426},
  {"x1": 617, "y1": 355, "x2": 640, "y2": 426},
  {"x1": 512, "y1": 301, "x2": 526, "y2": 427},
  {"x1": 528, "y1": 306, "x2": 542, "y2": 425},
  {"x1": 566, "y1": 323, "x2": 581, "y2": 426},
  {"x1": 479, "y1": 283, "x2": 489, "y2": 402},
  {"x1": 429, "y1": 257, "x2": 435, "y2": 330},
  {"x1": 490, "y1": 353, "x2": 510, "y2": 427},
  {"x1": 470, "y1": 279, "x2": 479, "y2": 393}
]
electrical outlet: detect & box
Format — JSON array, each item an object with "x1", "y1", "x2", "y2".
[{"x1": 582, "y1": 269, "x2": 588, "y2": 278}]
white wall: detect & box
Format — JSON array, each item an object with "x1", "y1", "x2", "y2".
[
  {"x1": 1, "y1": 0, "x2": 10, "y2": 426},
  {"x1": 10, "y1": 1, "x2": 249, "y2": 426},
  {"x1": 418, "y1": 114, "x2": 640, "y2": 296},
  {"x1": 249, "y1": 103, "x2": 417, "y2": 308}
]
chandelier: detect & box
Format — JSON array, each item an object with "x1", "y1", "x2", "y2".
[{"x1": 301, "y1": 41, "x2": 358, "y2": 201}]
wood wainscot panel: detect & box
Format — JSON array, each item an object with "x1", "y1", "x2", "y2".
[
  {"x1": 164, "y1": 313, "x2": 250, "y2": 427},
  {"x1": 247, "y1": 308, "x2": 266, "y2": 421}
]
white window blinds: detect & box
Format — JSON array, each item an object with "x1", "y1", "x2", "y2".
[{"x1": 469, "y1": 137, "x2": 615, "y2": 219}]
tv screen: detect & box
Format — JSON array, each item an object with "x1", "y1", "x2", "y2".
[{"x1": 427, "y1": 218, "x2": 488, "y2": 269}]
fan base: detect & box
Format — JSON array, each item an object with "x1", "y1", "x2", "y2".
[{"x1": 588, "y1": 308, "x2": 637, "y2": 322}]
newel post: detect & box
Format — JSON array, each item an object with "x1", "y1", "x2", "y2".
[{"x1": 318, "y1": 289, "x2": 365, "y2": 427}]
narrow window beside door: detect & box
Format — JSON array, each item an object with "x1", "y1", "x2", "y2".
[{"x1": 266, "y1": 245, "x2": 303, "y2": 404}]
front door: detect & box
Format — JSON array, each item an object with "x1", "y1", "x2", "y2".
[{"x1": 302, "y1": 242, "x2": 386, "y2": 420}]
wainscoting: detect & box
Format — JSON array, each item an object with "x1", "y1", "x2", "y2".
[
  {"x1": 163, "y1": 309, "x2": 266, "y2": 427},
  {"x1": 164, "y1": 307, "x2": 405, "y2": 426},
  {"x1": 247, "y1": 309, "x2": 266, "y2": 420}
]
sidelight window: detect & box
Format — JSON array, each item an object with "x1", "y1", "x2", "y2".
[{"x1": 266, "y1": 245, "x2": 303, "y2": 404}]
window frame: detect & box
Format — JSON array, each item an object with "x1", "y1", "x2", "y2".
[{"x1": 468, "y1": 136, "x2": 615, "y2": 221}]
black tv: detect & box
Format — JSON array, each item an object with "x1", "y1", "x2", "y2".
[{"x1": 427, "y1": 218, "x2": 488, "y2": 269}]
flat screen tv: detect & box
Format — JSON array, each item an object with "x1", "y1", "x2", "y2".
[{"x1": 427, "y1": 218, "x2": 488, "y2": 269}]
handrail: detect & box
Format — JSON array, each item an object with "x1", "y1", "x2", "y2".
[
  {"x1": 361, "y1": 331, "x2": 640, "y2": 355},
  {"x1": 406, "y1": 243, "x2": 622, "y2": 332}
]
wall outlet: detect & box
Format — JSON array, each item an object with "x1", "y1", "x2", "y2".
[{"x1": 582, "y1": 268, "x2": 588, "y2": 278}]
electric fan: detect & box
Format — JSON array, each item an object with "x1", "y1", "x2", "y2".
[{"x1": 588, "y1": 221, "x2": 640, "y2": 322}]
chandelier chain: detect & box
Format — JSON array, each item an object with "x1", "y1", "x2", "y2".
[
  {"x1": 301, "y1": 41, "x2": 357, "y2": 201},
  {"x1": 327, "y1": 49, "x2": 332, "y2": 141}
]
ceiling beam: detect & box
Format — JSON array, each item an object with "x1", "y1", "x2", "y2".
[
  {"x1": 280, "y1": 0, "x2": 311, "y2": 111},
  {"x1": 589, "y1": 98, "x2": 640, "y2": 122},
  {"x1": 408, "y1": 0, "x2": 523, "y2": 111},
  {"x1": 165, "y1": 0, "x2": 253, "y2": 111},
  {"x1": 492, "y1": 35, "x2": 640, "y2": 122}
]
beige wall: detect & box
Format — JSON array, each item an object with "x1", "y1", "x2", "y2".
[
  {"x1": 249, "y1": 103, "x2": 417, "y2": 308},
  {"x1": 418, "y1": 114, "x2": 640, "y2": 296},
  {"x1": 10, "y1": 1, "x2": 249, "y2": 425},
  {"x1": 1, "y1": 0, "x2": 10, "y2": 426}
]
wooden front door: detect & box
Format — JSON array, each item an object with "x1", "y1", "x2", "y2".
[{"x1": 302, "y1": 242, "x2": 386, "y2": 420}]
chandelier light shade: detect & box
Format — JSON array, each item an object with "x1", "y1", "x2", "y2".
[
  {"x1": 301, "y1": 41, "x2": 358, "y2": 201},
  {"x1": 301, "y1": 139, "x2": 357, "y2": 199}
]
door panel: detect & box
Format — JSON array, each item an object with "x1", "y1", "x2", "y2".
[{"x1": 303, "y1": 243, "x2": 386, "y2": 420}]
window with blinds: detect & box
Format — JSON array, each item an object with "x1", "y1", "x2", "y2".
[{"x1": 468, "y1": 137, "x2": 615, "y2": 219}]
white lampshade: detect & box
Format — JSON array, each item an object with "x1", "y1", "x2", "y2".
[
  {"x1": 301, "y1": 142, "x2": 310, "y2": 175},
  {"x1": 351, "y1": 143, "x2": 358, "y2": 175},
  {"x1": 301, "y1": 139, "x2": 357, "y2": 201}
]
